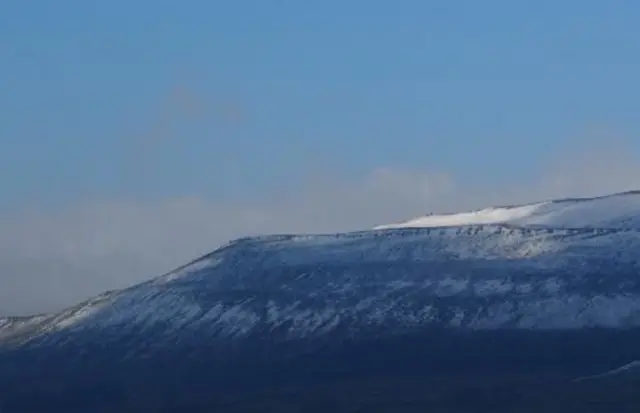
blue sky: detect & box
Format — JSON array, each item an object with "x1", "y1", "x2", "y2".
[
  {"x1": 3, "y1": 0, "x2": 640, "y2": 208},
  {"x1": 3, "y1": 1, "x2": 640, "y2": 313}
]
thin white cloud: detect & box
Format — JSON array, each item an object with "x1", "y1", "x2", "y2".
[{"x1": 1, "y1": 142, "x2": 639, "y2": 315}]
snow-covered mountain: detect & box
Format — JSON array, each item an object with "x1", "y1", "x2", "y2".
[
  {"x1": 2, "y1": 191, "x2": 640, "y2": 411},
  {"x1": 2, "y1": 191, "x2": 640, "y2": 346},
  {"x1": 2, "y1": 224, "x2": 640, "y2": 348}
]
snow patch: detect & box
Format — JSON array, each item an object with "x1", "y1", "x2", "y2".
[
  {"x1": 575, "y1": 360, "x2": 640, "y2": 381},
  {"x1": 376, "y1": 191, "x2": 640, "y2": 230},
  {"x1": 376, "y1": 203, "x2": 547, "y2": 229}
]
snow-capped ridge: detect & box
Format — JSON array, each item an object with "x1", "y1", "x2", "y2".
[
  {"x1": 376, "y1": 190, "x2": 640, "y2": 230},
  {"x1": 376, "y1": 203, "x2": 547, "y2": 229}
]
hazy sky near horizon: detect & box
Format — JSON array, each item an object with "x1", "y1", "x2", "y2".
[{"x1": 2, "y1": 1, "x2": 640, "y2": 314}]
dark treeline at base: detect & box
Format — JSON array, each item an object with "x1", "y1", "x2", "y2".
[
  {"x1": 1, "y1": 327, "x2": 640, "y2": 412},
  {"x1": 206, "y1": 374, "x2": 640, "y2": 413}
]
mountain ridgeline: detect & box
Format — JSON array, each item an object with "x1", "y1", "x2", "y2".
[{"x1": 2, "y1": 192, "x2": 640, "y2": 412}]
